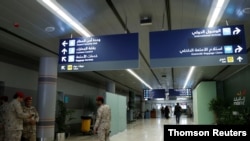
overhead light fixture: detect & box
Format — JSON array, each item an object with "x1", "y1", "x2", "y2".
[
  {"x1": 140, "y1": 16, "x2": 152, "y2": 26},
  {"x1": 45, "y1": 26, "x2": 55, "y2": 32},
  {"x1": 206, "y1": 0, "x2": 230, "y2": 27},
  {"x1": 183, "y1": 66, "x2": 195, "y2": 89},
  {"x1": 242, "y1": 7, "x2": 250, "y2": 14},
  {"x1": 126, "y1": 69, "x2": 153, "y2": 90},
  {"x1": 37, "y1": 0, "x2": 93, "y2": 37}
]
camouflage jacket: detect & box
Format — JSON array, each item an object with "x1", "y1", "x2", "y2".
[
  {"x1": 23, "y1": 106, "x2": 39, "y2": 133},
  {"x1": 0, "y1": 102, "x2": 8, "y2": 126},
  {"x1": 94, "y1": 104, "x2": 111, "y2": 130},
  {"x1": 5, "y1": 99, "x2": 30, "y2": 131}
]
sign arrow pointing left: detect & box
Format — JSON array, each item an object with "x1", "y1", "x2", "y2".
[
  {"x1": 61, "y1": 57, "x2": 67, "y2": 62},
  {"x1": 62, "y1": 41, "x2": 68, "y2": 47}
]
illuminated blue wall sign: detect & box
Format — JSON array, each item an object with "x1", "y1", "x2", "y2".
[
  {"x1": 58, "y1": 33, "x2": 139, "y2": 72},
  {"x1": 150, "y1": 25, "x2": 248, "y2": 67}
]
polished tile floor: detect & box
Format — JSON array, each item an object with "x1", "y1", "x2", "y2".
[{"x1": 67, "y1": 115, "x2": 193, "y2": 141}]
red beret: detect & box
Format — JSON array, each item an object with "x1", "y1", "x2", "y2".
[
  {"x1": 24, "y1": 96, "x2": 32, "y2": 101},
  {"x1": 16, "y1": 91, "x2": 25, "y2": 98},
  {"x1": 96, "y1": 96, "x2": 104, "y2": 101}
]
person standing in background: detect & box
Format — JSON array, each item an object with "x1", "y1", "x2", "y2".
[
  {"x1": 94, "y1": 96, "x2": 111, "y2": 141},
  {"x1": 22, "y1": 96, "x2": 39, "y2": 141},
  {"x1": 186, "y1": 105, "x2": 192, "y2": 118},
  {"x1": 161, "y1": 106, "x2": 165, "y2": 118},
  {"x1": 174, "y1": 103, "x2": 182, "y2": 124},
  {"x1": 164, "y1": 106, "x2": 170, "y2": 119},
  {"x1": 4, "y1": 92, "x2": 33, "y2": 141},
  {"x1": 169, "y1": 106, "x2": 174, "y2": 117},
  {"x1": 0, "y1": 96, "x2": 8, "y2": 141}
]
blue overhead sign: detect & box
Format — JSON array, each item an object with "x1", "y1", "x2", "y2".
[
  {"x1": 144, "y1": 89, "x2": 166, "y2": 100},
  {"x1": 150, "y1": 25, "x2": 248, "y2": 67},
  {"x1": 58, "y1": 33, "x2": 139, "y2": 72},
  {"x1": 169, "y1": 89, "x2": 192, "y2": 97}
]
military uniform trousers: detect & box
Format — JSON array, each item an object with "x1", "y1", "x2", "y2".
[
  {"x1": 4, "y1": 130, "x2": 22, "y2": 141},
  {"x1": 22, "y1": 131, "x2": 36, "y2": 141}
]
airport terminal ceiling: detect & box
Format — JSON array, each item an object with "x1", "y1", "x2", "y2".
[{"x1": 0, "y1": 0, "x2": 250, "y2": 95}]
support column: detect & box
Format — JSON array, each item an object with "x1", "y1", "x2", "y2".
[
  {"x1": 141, "y1": 97, "x2": 145, "y2": 119},
  {"x1": 37, "y1": 57, "x2": 58, "y2": 141},
  {"x1": 106, "y1": 81, "x2": 115, "y2": 93},
  {"x1": 128, "y1": 91, "x2": 135, "y2": 122}
]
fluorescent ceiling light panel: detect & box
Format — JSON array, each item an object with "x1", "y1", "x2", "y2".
[
  {"x1": 206, "y1": 0, "x2": 230, "y2": 27},
  {"x1": 183, "y1": 66, "x2": 195, "y2": 89},
  {"x1": 126, "y1": 69, "x2": 153, "y2": 90},
  {"x1": 37, "y1": 0, "x2": 93, "y2": 37}
]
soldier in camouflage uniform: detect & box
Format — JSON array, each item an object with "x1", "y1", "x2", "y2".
[
  {"x1": 4, "y1": 92, "x2": 33, "y2": 141},
  {"x1": 0, "y1": 96, "x2": 8, "y2": 141},
  {"x1": 94, "y1": 96, "x2": 111, "y2": 141},
  {"x1": 22, "y1": 96, "x2": 39, "y2": 141}
]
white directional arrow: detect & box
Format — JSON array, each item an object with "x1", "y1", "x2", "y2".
[
  {"x1": 62, "y1": 41, "x2": 68, "y2": 47},
  {"x1": 235, "y1": 45, "x2": 243, "y2": 53},
  {"x1": 233, "y1": 27, "x2": 241, "y2": 35},
  {"x1": 237, "y1": 56, "x2": 243, "y2": 62},
  {"x1": 61, "y1": 48, "x2": 67, "y2": 55},
  {"x1": 61, "y1": 56, "x2": 67, "y2": 62}
]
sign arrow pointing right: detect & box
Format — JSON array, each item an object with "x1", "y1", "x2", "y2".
[
  {"x1": 235, "y1": 45, "x2": 243, "y2": 53},
  {"x1": 233, "y1": 27, "x2": 241, "y2": 35}
]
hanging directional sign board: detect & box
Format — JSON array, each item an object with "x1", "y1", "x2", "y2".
[
  {"x1": 150, "y1": 25, "x2": 248, "y2": 68},
  {"x1": 168, "y1": 89, "x2": 192, "y2": 97},
  {"x1": 58, "y1": 33, "x2": 139, "y2": 72},
  {"x1": 143, "y1": 89, "x2": 166, "y2": 100}
]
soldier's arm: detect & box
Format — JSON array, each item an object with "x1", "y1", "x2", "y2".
[
  {"x1": 94, "y1": 107, "x2": 102, "y2": 131},
  {"x1": 14, "y1": 102, "x2": 30, "y2": 119},
  {"x1": 109, "y1": 106, "x2": 111, "y2": 120},
  {"x1": 35, "y1": 108, "x2": 39, "y2": 122}
]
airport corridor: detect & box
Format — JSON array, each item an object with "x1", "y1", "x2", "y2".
[{"x1": 67, "y1": 116, "x2": 193, "y2": 141}]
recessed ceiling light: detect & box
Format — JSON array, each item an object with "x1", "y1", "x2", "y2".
[
  {"x1": 162, "y1": 74, "x2": 166, "y2": 77},
  {"x1": 45, "y1": 26, "x2": 55, "y2": 32},
  {"x1": 242, "y1": 8, "x2": 250, "y2": 14}
]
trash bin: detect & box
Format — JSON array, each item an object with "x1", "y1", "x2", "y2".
[
  {"x1": 145, "y1": 111, "x2": 150, "y2": 119},
  {"x1": 81, "y1": 116, "x2": 92, "y2": 133}
]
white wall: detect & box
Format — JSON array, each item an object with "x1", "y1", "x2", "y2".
[
  {"x1": 0, "y1": 61, "x2": 105, "y2": 96},
  {"x1": 193, "y1": 81, "x2": 216, "y2": 124},
  {"x1": 0, "y1": 62, "x2": 38, "y2": 90},
  {"x1": 57, "y1": 77, "x2": 105, "y2": 97},
  {"x1": 106, "y1": 92, "x2": 127, "y2": 136}
]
